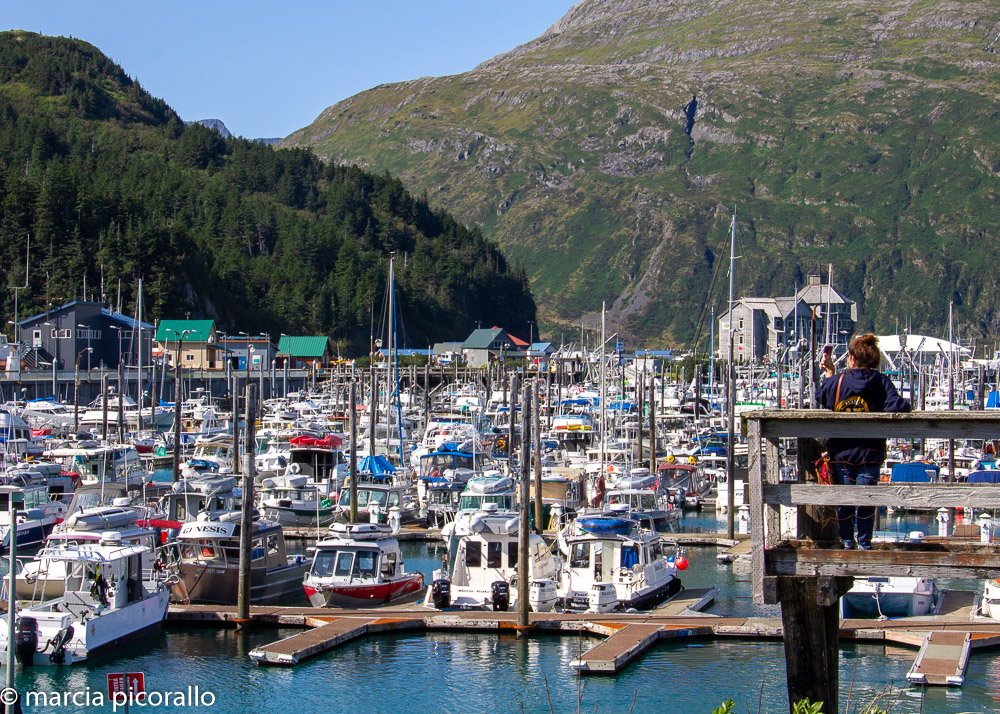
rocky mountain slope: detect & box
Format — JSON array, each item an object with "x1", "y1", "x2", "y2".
[{"x1": 284, "y1": 0, "x2": 1000, "y2": 347}]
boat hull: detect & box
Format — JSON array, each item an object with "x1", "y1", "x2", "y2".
[
  {"x1": 179, "y1": 562, "x2": 308, "y2": 605},
  {"x1": 304, "y1": 574, "x2": 424, "y2": 608}
]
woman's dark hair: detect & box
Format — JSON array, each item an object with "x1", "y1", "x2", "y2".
[{"x1": 848, "y1": 333, "x2": 880, "y2": 370}]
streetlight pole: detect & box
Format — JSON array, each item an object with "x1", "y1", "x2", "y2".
[{"x1": 74, "y1": 347, "x2": 92, "y2": 432}]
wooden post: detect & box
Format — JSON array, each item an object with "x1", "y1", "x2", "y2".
[
  {"x1": 648, "y1": 373, "x2": 656, "y2": 474},
  {"x1": 533, "y1": 379, "x2": 543, "y2": 533},
  {"x1": 150, "y1": 356, "x2": 157, "y2": 431},
  {"x1": 236, "y1": 383, "x2": 257, "y2": 626},
  {"x1": 517, "y1": 380, "x2": 531, "y2": 630},
  {"x1": 172, "y1": 357, "x2": 182, "y2": 482},
  {"x1": 778, "y1": 575, "x2": 849, "y2": 713},
  {"x1": 637, "y1": 376, "x2": 644, "y2": 465},
  {"x1": 508, "y1": 374, "x2": 519, "y2": 464},
  {"x1": 231, "y1": 372, "x2": 240, "y2": 475},
  {"x1": 349, "y1": 380, "x2": 358, "y2": 524}
]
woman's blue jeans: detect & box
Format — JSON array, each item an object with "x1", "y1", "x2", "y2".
[{"x1": 831, "y1": 463, "x2": 881, "y2": 546}]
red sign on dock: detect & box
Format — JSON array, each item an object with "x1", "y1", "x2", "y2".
[{"x1": 107, "y1": 672, "x2": 146, "y2": 701}]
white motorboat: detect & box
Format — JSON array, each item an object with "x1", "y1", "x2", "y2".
[
  {"x1": 0, "y1": 532, "x2": 170, "y2": 665},
  {"x1": 0, "y1": 484, "x2": 66, "y2": 552},
  {"x1": 981, "y1": 579, "x2": 1000, "y2": 620},
  {"x1": 260, "y1": 474, "x2": 338, "y2": 527},
  {"x1": 557, "y1": 510, "x2": 682, "y2": 612},
  {"x1": 426, "y1": 503, "x2": 560, "y2": 612},
  {"x1": 303, "y1": 523, "x2": 423, "y2": 607},
  {"x1": 841, "y1": 577, "x2": 937, "y2": 619}
]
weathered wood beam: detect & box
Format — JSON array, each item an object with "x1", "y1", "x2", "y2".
[
  {"x1": 747, "y1": 410, "x2": 1000, "y2": 440},
  {"x1": 764, "y1": 483, "x2": 1000, "y2": 509},
  {"x1": 768, "y1": 546, "x2": 1000, "y2": 579}
]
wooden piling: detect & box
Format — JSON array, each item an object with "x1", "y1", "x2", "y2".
[{"x1": 236, "y1": 383, "x2": 257, "y2": 626}]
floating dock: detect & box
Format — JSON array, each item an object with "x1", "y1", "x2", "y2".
[{"x1": 166, "y1": 588, "x2": 1000, "y2": 682}]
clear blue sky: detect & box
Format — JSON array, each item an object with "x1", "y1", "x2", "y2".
[{"x1": 5, "y1": 1, "x2": 578, "y2": 139}]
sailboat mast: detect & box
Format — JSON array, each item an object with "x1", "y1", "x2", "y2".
[
  {"x1": 390, "y1": 255, "x2": 404, "y2": 464},
  {"x1": 726, "y1": 210, "x2": 737, "y2": 539}
]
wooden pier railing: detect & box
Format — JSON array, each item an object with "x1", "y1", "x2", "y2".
[{"x1": 745, "y1": 410, "x2": 1000, "y2": 711}]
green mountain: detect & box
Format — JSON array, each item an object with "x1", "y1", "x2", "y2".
[
  {"x1": 284, "y1": 0, "x2": 1000, "y2": 347},
  {"x1": 0, "y1": 31, "x2": 535, "y2": 351}
]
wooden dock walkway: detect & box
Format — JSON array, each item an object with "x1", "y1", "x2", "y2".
[
  {"x1": 249, "y1": 616, "x2": 424, "y2": 665},
  {"x1": 165, "y1": 590, "x2": 1000, "y2": 680}
]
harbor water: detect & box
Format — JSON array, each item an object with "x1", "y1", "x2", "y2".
[{"x1": 10, "y1": 510, "x2": 1000, "y2": 713}]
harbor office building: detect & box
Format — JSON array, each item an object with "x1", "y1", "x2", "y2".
[{"x1": 718, "y1": 274, "x2": 857, "y2": 364}]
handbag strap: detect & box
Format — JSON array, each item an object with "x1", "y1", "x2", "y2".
[{"x1": 834, "y1": 373, "x2": 845, "y2": 408}]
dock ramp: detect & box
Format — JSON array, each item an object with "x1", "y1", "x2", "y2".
[{"x1": 906, "y1": 631, "x2": 971, "y2": 686}]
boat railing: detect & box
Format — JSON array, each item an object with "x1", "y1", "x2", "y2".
[{"x1": 745, "y1": 409, "x2": 1000, "y2": 605}]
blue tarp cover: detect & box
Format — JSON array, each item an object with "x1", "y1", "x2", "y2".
[{"x1": 358, "y1": 454, "x2": 397, "y2": 476}]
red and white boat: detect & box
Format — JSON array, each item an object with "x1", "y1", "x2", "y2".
[{"x1": 303, "y1": 523, "x2": 424, "y2": 608}]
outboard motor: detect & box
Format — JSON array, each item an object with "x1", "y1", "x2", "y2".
[
  {"x1": 431, "y1": 578, "x2": 451, "y2": 609},
  {"x1": 491, "y1": 580, "x2": 510, "y2": 612},
  {"x1": 15, "y1": 617, "x2": 38, "y2": 668},
  {"x1": 47, "y1": 625, "x2": 74, "y2": 665}
]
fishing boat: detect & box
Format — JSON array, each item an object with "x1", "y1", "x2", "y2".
[
  {"x1": 427, "y1": 503, "x2": 560, "y2": 612},
  {"x1": 840, "y1": 577, "x2": 937, "y2": 619},
  {"x1": 303, "y1": 522, "x2": 423, "y2": 607},
  {"x1": 556, "y1": 508, "x2": 683, "y2": 612},
  {"x1": 175, "y1": 512, "x2": 306, "y2": 604},
  {"x1": 0, "y1": 531, "x2": 171, "y2": 665},
  {"x1": 259, "y1": 474, "x2": 337, "y2": 527},
  {"x1": 17, "y1": 504, "x2": 163, "y2": 601},
  {"x1": 981, "y1": 579, "x2": 1000, "y2": 620},
  {"x1": 44, "y1": 440, "x2": 148, "y2": 486},
  {"x1": 0, "y1": 484, "x2": 66, "y2": 552}
]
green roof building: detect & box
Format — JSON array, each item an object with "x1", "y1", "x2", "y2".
[{"x1": 277, "y1": 336, "x2": 334, "y2": 368}]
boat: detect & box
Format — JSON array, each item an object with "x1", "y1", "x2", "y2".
[
  {"x1": 841, "y1": 577, "x2": 937, "y2": 619},
  {"x1": 44, "y1": 440, "x2": 148, "y2": 486},
  {"x1": 16, "y1": 504, "x2": 162, "y2": 601},
  {"x1": 0, "y1": 484, "x2": 66, "y2": 552},
  {"x1": 259, "y1": 474, "x2": 338, "y2": 527},
  {"x1": 303, "y1": 522, "x2": 423, "y2": 607},
  {"x1": 175, "y1": 511, "x2": 306, "y2": 604},
  {"x1": 981, "y1": 579, "x2": 1000, "y2": 620},
  {"x1": 0, "y1": 531, "x2": 171, "y2": 665},
  {"x1": 556, "y1": 508, "x2": 683, "y2": 612},
  {"x1": 427, "y1": 503, "x2": 560, "y2": 612},
  {"x1": 333, "y1": 478, "x2": 420, "y2": 527}
]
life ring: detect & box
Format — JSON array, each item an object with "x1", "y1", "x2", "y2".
[
  {"x1": 171, "y1": 578, "x2": 190, "y2": 605},
  {"x1": 288, "y1": 463, "x2": 302, "y2": 475}
]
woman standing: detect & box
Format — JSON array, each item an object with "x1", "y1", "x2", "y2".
[{"x1": 816, "y1": 333, "x2": 910, "y2": 550}]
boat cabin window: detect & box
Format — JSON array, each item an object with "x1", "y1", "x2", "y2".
[
  {"x1": 507, "y1": 543, "x2": 518, "y2": 569},
  {"x1": 312, "y1": 550, "x2": 336, "y2": 577},
  {"x1": 380, "y1": 552, "x2": 397, "y2": 577},
  {"x1": 387, "y1": 492, "x2": 400, "y2": 508},
  {"x1": 465, "y1": 541, "x2": 482, "y2": 568},
  {"x1": 570, "y1": 543, "x2": 590, "y2": 569},
  {"x1": 639, "y1": 494, "x2": 657, "y2": 510},
  {"x1": 368, "y1": 491, "x2": 389, "y2": 508},
  {"x1": 267, "y1": 534, "x2": 280, "y2": 555},
  {"x1": 487, "y1": 542, "x2": 502, "y2": 568},
  {"x1": 334, "y1": 552, "x2": 354, "y2": 577},
  {"x1": 593, "y1": 542, "x2": 604, "y2": 576},
  {"x1": 354, "y1": 550, "x2": 377, "y2": 578}
]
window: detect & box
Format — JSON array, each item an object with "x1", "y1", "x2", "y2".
[
  {"x1": 185, "y1": 354, "x2": 195, "y2": 362},
  {"x1": 354, "y1": 551, "x2": 377, "y2": 578},
  {"x1": 507, "y1": 542, "x2": 518, "y2": 569},
  {"x1": 312, "y1": 550, "x2": 335, "y2": 577},
  {"x1": 334, "y1": 552, "x2": 354, "y2": 577},
  {"x1": 464, "y1": 541, "x2": 482, "y2": 568},
  {"x1": 570, "y1": 543, "x2": 589, "y2": 569},
  {"x1": 487, "y1": 542, "x2": 502, "y2": 568},
  {"x1": 738, "y1": 318, "x2": 744, "y2": 330}
]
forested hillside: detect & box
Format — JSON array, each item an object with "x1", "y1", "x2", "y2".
[{"x1": 0, "y1": 31, "x2": 535, "y2": 350}]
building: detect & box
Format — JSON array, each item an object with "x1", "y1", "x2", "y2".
[
  {"x1": 718, "y1": 274, "x2": 857, "y2": 363},
  {"x1": 276, "y1": 336, "x2": 334, "y2": 369},
  {"x1": 154, "y1": 319, "x2": 226, "y2": 370},
  {"x1": 18, "y1": 300, "x2": 154, "y2": 372},
  {"x1": 461, "y1": 328, "x2": 516, "y2": 368},
  {"x1": 218, "y1": 333, "x2": 276, "y2": 371}
]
